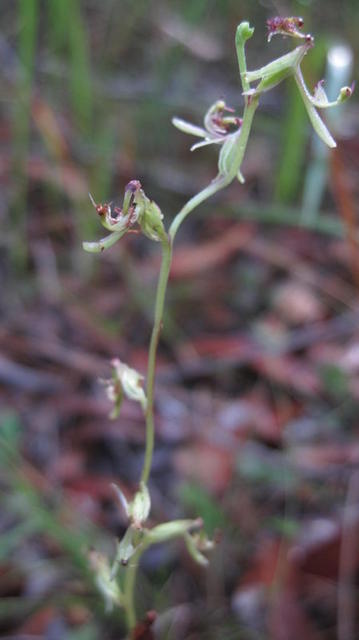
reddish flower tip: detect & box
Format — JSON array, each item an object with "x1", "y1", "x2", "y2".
[
  {"x1": 125, "y1": 179, "x2": 142, "y2": 193},
  {"x1": 88, "y1": 193, "x2": 111, "y2": 217},
  {"x1": 305, "y1": 33, "x2": 314, "y2": 46},
  {"x1": 266, "y1": 16, "x2": 305, "y2": 41}
]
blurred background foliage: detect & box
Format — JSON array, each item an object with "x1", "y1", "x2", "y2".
[{"x1": 2, "y1": 1, "x2": 359, "y2": 639}]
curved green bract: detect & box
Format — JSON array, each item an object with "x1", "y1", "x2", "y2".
[
  {"x1": 82, "y1": 229, "x2": 125, "y2": 253},
  {"x1": 235, "y1": 22, "x2": 254, "y2": 93},
  {"x1": 235, "y1": 21, "x2": 254, "y2": 46}
]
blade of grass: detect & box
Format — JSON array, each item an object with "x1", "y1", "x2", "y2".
[
  {"x1": 67, "y1": 0, "x2": 93, "y2": 136},
  {"x1": 12, "y1": 0, "x2": 39, "y2": 268},
  {"x1": 46, "y1": 0, "x2": 95, "y2": 268},
  {"x1": 47, "y1": 0, "x2": 92, "y2": 135},
  {"x1": 215, "y1": 202, "x2": 344, "y2": 236},
  {"x1": 274, "y1": 77, "x2": 307, "y2": 203},
  {"x1": 0, "y1": 420, "x2": 106, "y2": 583},
  {"x1": 46, "y1": 0, "x2": 68, "y2": 52}
]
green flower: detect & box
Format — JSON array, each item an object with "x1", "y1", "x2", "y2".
[
  {"x1": 83, "y1": 180, "x2": 166, "y2": 253},
  {"x1": 172, "y1": 99, "x2": 242, "y2": 151},
  {"x1": 243, "y1": 18, "x2": 354, "y2": 148},
  {"x1": 104, "y1": 358, "x2": 147, "y2": 419},
  {"x1": 173, "y1": 100, "x2": 246, "y2": 182}
]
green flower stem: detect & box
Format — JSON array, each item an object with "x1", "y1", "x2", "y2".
[
  {"x1": 230, "y1": 95, "x2": 259, "y2": 177},
  {"x1": 124, "y1": 519, "x2": 202, "y2": 629},
  {"x1": 140, "y1": 235, "x2": 172, "y2": 485},
  {"x1": 140, "y1": 183, "x2": 233, "y2": 485},
  {"x1": 123, "y1": 540, "x2": 149, "y2": 630},
  {"x1": 141, "y1": 95, "x2": 259, "y2": 488},
  {"x1": 169, "y1": 177, "x2": 231, "y2": 242},
  {"x1": 128, "y1": 90, "x2": 259, "y2": 636},
  {"x1": 140, "y1": 180, "x2": 232, "y2": 486}
]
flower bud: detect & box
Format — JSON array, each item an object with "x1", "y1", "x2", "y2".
[
  {"x1": 140, "y1": 199, "x2": 166, "y2": 242},
  {"x1": 128, "y1": 481, "x2": 151, "y2": 528},
  {"x1": 129, "y1": 182, "x2": 166, "y2": 242},
  {"x1": 338, "y1": 83, "x2": 355, "y2": 103},
  {"x1": 114, "y1": 526, "x2": 136, "y2": 568},
  {"x1": 310, "y1": 80, "x2": 354, "y2": 109},
  {"x1": 111, "y1": 481, "x2": 151, "y2": 528},
  {"x1": 111, "y1": 524, "x2": 145, "y2": 576},
  {"x1": 184, "y1": 529, "x2": 215, "y2": 567},
  {"x1": 89, "y1": 550, "x2": 122, "y2": 611},
  {"x1": 294, "y1": 72, "x2": 354, "y2": 147},
  {"x1": 217, "y1": 131, "x2": 242, "y2": 180},
  {"x1": 83, "y1": 181, "x2": 167, "y2": 253},
  {"x1": 147, "y1": 518, "x2": 204, "y2": 544}
]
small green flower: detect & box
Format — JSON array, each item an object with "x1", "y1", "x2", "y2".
[
  {"x1": 83, "y1": 180, "x2": 166, "y2": 253},
  {"x1": 104, "y1": 358, "x2": 147, "y2": 418},
  {"x1": 172, "y1": 99, "x2": 242, "y2": 151},
  {"x1": 147, "y1": 517, "x2": 204, "y2": 544},
  {"x1": 173, "y1": 100, "x2": 245, "y2": 182},
  {"x1": 129, "y1": 181, "x2": 166, "y2": 242},
  {"x1": 294, "y1": 70, "x2": 354, "y2": 148},
  {"x1": 242, "y1": 17, "x2": 354, "y2": 149},
  {"x1": 111, "y1": 482, "x2": 151, "y2": 529},
  {"x1": 114, "y1": 526, "x2": 138, "y2": 567},
  {"x1": 184, "y1": 529, "x2": 214, "y2": 567},
  {"x1": 110, "y1": 482, "x2": 151, "y2": 576},
  {"x1": 128, "y1": 482, "x2": 151, "y2": 529}
]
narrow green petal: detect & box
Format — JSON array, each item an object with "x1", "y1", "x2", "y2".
[
  {"x1": 172, "y1": 117, "x2": 207, "y2": 138},
  {"x1": 294, "y1": 70, "x2": 336, "y2": 147},
  {"x1": 82, "y1": 229, "x2": 125, "y2": 253},
  {"x1": 191, "y1": 138, "x2": 222, "y2": 151}
]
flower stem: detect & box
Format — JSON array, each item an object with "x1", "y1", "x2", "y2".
[
  {"x1": 123, "y1": 519, "x2": 201, "y2": 629},
  {"x1": 135, "y1": 52, "x2": 259, "y2": 627},
  {"x1": 141, "y1": 97, "x2": 259, "y2": 488},
  {"x1": 140, "y1": 235, "x2": 172, "y2": 485},
  {"x1": 140, "y1": 176, "x2": 235, "y2": 487},
  {"x1": 169, "y1": 176, "x2": 231, "y2": 242},
  {"x1": 124, "y1": 541, "x2": 149, "y2": 630}
]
